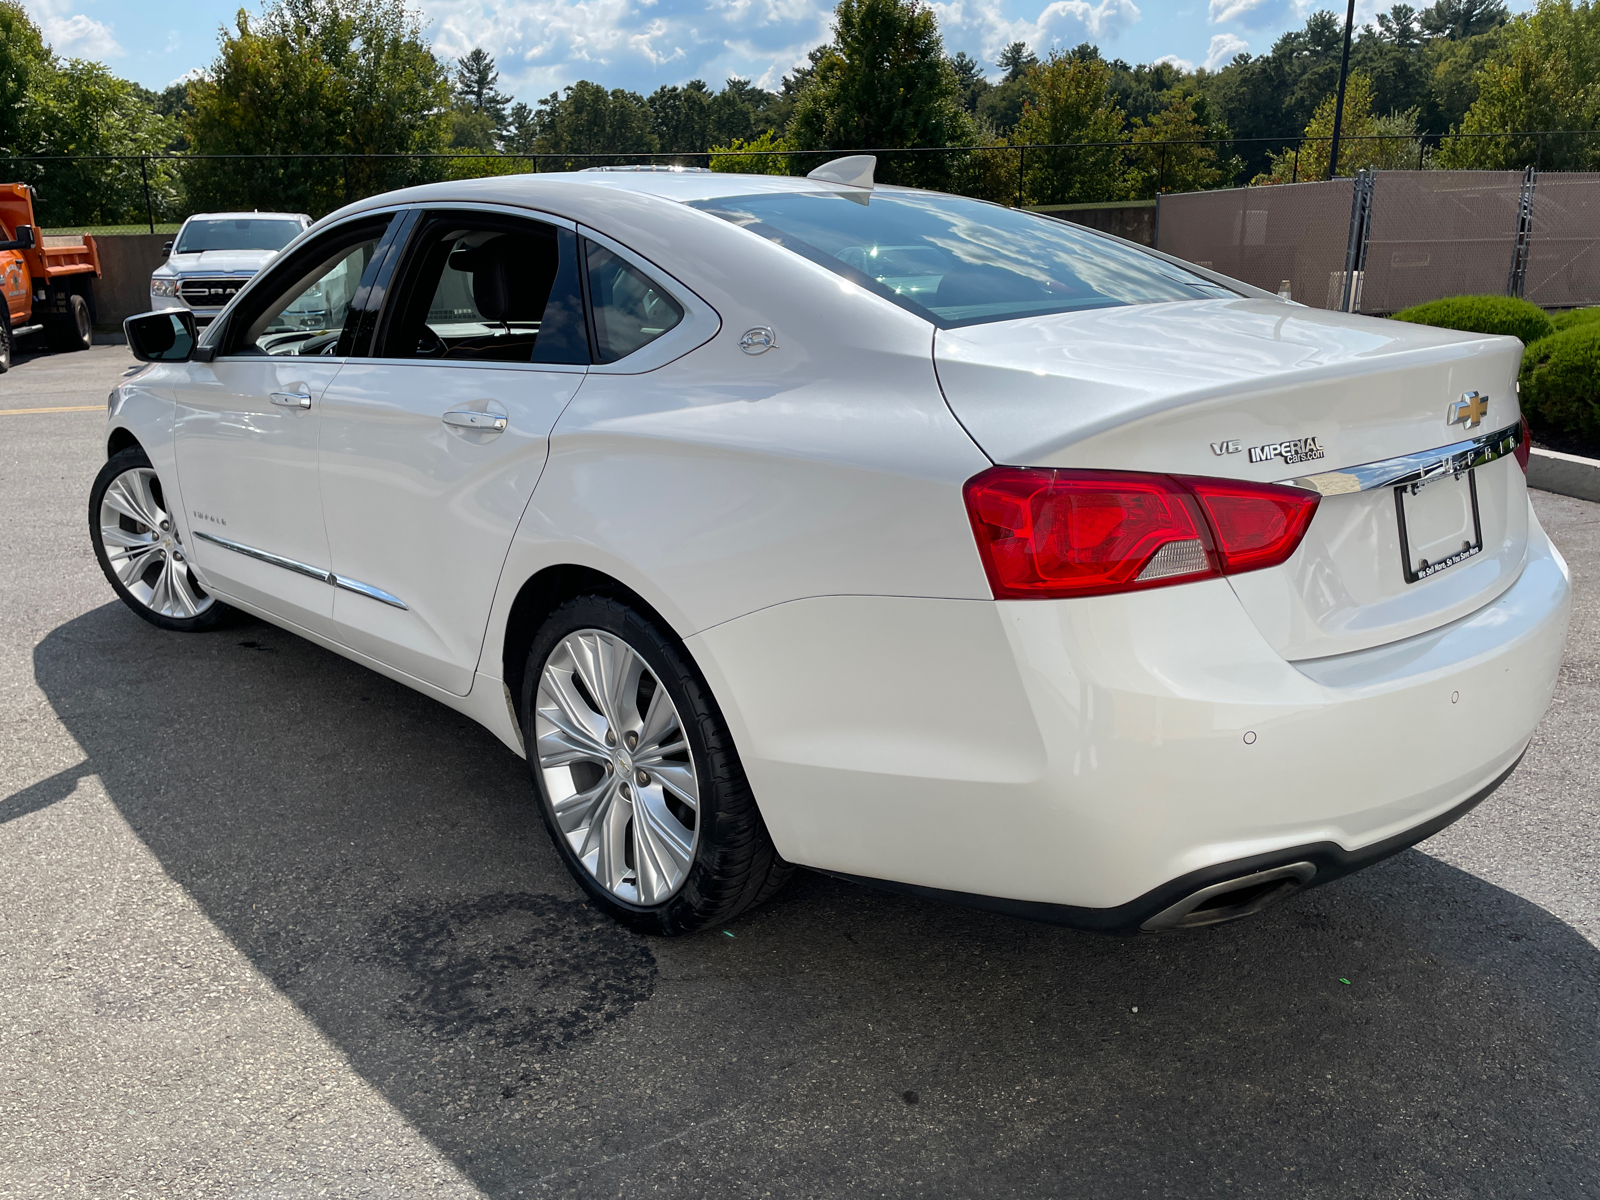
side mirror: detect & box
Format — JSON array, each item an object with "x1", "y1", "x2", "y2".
[
  {"x1": 162, "y1": 240, "x2": 173, "y2": 257},
  {"x1": 0, "y1": 224, "x2": 33, "y2": 252},
  {"x1": 125, "y1": 309, "x2": 198, "y2": 363}
]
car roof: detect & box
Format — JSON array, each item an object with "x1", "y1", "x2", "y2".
[{"x1": 182, "y1": 212, "x2": 311, "y2": 223}]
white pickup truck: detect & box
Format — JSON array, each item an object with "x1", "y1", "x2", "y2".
[{"x1": 150, "y1": 212, "x2": 311, "y2": 327}]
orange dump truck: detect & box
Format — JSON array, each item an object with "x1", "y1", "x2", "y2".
[{"x1": 0, "y1": 183, "x2": 101, "y2": 372}]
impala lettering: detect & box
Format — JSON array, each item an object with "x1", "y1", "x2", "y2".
[{"x1": 192, "y1": 510, "x2": 227, "y2": 526}]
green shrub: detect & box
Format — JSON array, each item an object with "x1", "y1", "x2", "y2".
[
  {"x1": 1549, "y1": 307, "x2": 1600, "y2": 333},
  {"x1": 1520, "y1": 324, "x2": 1600, "y2": 439},
  {"x1": 1391, "y1": 295, "x2": 1555, "y2": 345}
]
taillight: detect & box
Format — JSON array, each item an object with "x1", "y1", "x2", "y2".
[
  {"x1": 1515, "y1": 416, "x2": 1531, "y2": 474},
  {"x1": 964, "y1": 467, "x2": 1320, "y2": 600},
  {"x1": 1177, "y1": 476, "x2": 1322, "y2": 574}
]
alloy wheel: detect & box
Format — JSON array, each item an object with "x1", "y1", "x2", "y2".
[
  {"x1": 534, "y1": 629, "x2": 700, "y2": 906},
  {"x1": 97, "y1": 466, "x2": 215, "y2": 620}
]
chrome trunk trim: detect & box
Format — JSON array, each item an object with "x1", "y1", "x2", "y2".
[{"x1": 1283, "y1": 421, "x2": 1523, "y2": 496}]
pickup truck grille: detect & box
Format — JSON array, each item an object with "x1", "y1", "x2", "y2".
[{"x1": 178, "y1": 277, "x2": 249, "y2": 308}]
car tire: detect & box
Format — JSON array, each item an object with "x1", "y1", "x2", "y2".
[
  {"x1": 522, "y1": 595, "x2": 792, "y2": 934},
  {"x1": 0, "y1": 317, "x2": 11, "y2": 373},
  {"x1": 47, "y1": 293, "x2": 92, "y2": 352},
  {"x1": 89, "y1": 446, "x2": 232, "y2": 632}
]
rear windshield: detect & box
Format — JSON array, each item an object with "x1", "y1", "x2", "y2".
[
  {"x1": 687, "y1": 190, "x2": 1235, "y2": 328},
  {"x1": 175, "y1": 218, "x2": 303, "y2": 254}
]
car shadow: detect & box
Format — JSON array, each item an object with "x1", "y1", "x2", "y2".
[{"x1": 22, "y1": 602, "x2": 1600, "y2": 1197}]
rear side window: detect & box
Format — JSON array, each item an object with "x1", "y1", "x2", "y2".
[
  {"x1": 381, "y1": 215, "x2": 588, "y2": 365},
  {"x1": 687, "y1": 190, "x2": 1235, "y2": 328},
  {"x1": 583, "y1": 242, "x2": 683, "y2": 363}
]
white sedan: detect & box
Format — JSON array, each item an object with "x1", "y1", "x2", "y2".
[{"x1": 97, "y1": 159, "x2": 1570, "y2": 936}]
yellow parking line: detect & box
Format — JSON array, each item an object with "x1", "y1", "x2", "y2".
[{"x1": 0, "y1": 405, "x2": 104, "y2": 415}]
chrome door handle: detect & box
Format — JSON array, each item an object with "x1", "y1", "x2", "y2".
[
  {"x1": 442, "y1": 409, "x2": 508, "y2": 432},
  {"x1": 270, "y1": 391, "x2": 312, "y2": 409}
]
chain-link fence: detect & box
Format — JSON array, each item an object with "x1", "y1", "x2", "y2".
[
  {"x1": 1157, "y1": 167, "x2": 1600, "y2": 313},
  {"x1": 7, "y1": 131, "x2": 1600, "y2": 230},
  {"x1": 1154, "y1": 179, "x2": 1357, "y2": 309}
]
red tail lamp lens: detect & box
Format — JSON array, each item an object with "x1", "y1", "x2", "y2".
[
  {"x1": 1177, "y1": 477, "x2": 1322, "y2": 574},
  {"x1": 1515, "y1": 416, "x2": 1531, "y2": 474},
  {"x1": 964, "y1": 467, "x2": 1321, "y2": 599},
  {"x1": 963, "y1": 468, "x2": 1216, "y2": 599}
]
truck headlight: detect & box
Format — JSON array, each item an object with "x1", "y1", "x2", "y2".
[{"x1": 151, "y1": 278, "x2": 178, "y2": 297}]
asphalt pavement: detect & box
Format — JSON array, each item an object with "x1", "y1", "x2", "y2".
[{"x1": 2, "y1": 343, "x2": 1598, "y2": 1199}]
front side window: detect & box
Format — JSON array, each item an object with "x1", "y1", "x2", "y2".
[
  {"x1": 239, "y1": 232, "x2": 383, "y2": 356},
  {"x1": 175, "y1": 217, "x2": 303, "y2": 254},
  {"x1": 381, "y1": 216, "x2": 588, "y2": 365},
  {"x1": 584, "y1": 242, "x2": 684, "y2": 363},
  {"x1": 687, "y1": 191, "x2": 1236, "y2": 328}
]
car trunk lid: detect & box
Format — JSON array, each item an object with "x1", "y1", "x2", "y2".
[{"x1": 934, "y1": 298, "x2": 1529, "y2": 659}]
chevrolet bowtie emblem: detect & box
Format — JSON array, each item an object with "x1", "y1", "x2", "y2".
[{"x1": 1448, "y1": 391, "x2": 1488, "y2": 429}]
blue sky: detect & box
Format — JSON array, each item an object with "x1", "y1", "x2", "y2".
[{"x1": 27, "y1": 0, "x2": 1536, "y2": 101}]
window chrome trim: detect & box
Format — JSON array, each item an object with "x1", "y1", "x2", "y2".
[
  {"x1": 193, "y1": 530, "x2": 408, "y2": 609},
  {"x1": 1282, "y1": 421, "x2": 1524, "y2": 496}
]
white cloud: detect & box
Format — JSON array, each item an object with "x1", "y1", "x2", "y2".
[
  {"x1": 37, "y1": 11, "x2": 123, "y2": 59},
  {"x1": 1152, "y1": 52, "x2": 1194, "y2": 70},
  {"x1": 1207, "y1": 0, "x2": 1296, "y2": 29},
  {"x1": 1203, "y1": 31, "x2": 1248, "y2": 67},
  {"x1": 930, "y1": 0, "x2": 1140, "y2": 74},
  {"x1": 166, "y1": 66, "x2": 207, "y2": 89}
]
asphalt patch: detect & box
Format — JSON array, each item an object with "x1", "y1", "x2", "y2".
[{"x1": 372, "y1": 891, "x2": 657, "y2": 1053}]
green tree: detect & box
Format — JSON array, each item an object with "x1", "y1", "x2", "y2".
[
  {"x1": 1014, "y1": 51, "x2": 1127, "y2": 204},
  {"x1": 187, "y1": 0, "x2": 452, "y2": 215},
  {"x1": 1419, "y1": 0, "x2": 1510, "y2": 39},
  {"x1": 22, "y1": 60, "x2": 179, "y2": 224},
  {"x1": 1126, "y1": 91, "x2": 1232, "y2": 196},
  {"x1": 949, "y1": 50, "x2": 991, "y2": 111},
  {"x1": 1259, "y1": 72, "x2": 1425, "y2": 180},
  {"x1": 708, "y1": 78, "x2": 783, "y2": 146},
  {"x1": 454, "y1": 49, "x2": 511, "y2": 125},
  {"x1": 648, "y1": 80, "x2": 713, "y2": 152},
  {"x1": 1439, "y1": 0, "x2": 1600, "y2": 169},
  {"x1": 998, "y1": 41, "x2": 1038, "y2": 81},
  {"x1": 0, "y1": 1, "x2": 51, "y2": 154},
  {"x1": 788, "y1": 0, "x2": 974, "y2": 187},
  {"x1": 533, "y1": 81, "x2": 659, "y2": 158},
  {"x1": 450, "y1": 48, "x2": 511, "y2": 150}
]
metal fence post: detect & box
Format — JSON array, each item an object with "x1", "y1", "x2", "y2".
[
  {"x1": 140, "y1": 155, "x2": 154, "y2": 233},
  {"x1": 1292, "y1": 141, "x2": 1300, "y2": 184},
  {"x1": 1341, "y1": 169, "x2": 1373, "y2": 313},
  {"x1": 1016, "y1": 145, "x2": 1024, "y2": 208},
  {"x1": 1508, "y1": 165, "x2": 1537, "y2": 299}
]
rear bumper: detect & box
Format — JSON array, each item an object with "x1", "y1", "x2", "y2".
[
  {"x1": 689, "y1": 502, "x2": 1570, "y2": 921},
  {"x1": 828, "y1": 750, "x2": 1522, "y2": 934}
]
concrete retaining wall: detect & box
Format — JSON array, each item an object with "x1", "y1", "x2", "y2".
[
  {"x1": 1529, "y1": 448, "x2": 1600, "y2": 503},
  {"x1": 1031, "y1": 202, "x2": 1157, "y2": 247},
  {"x1": 89, "y1": 233, "x2": 168, "y2": 329}
]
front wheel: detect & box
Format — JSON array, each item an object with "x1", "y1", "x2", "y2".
[
  {"x1": 522, "y1": 596, "x2": 791, "y2": 934},
  {"x1": 89, "y1": 447, "x2": 231, "y2": 631}
]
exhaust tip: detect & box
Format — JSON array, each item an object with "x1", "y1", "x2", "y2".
[{"x1": 1140, "y1": 862, "x2": 1316, "y2": 933}]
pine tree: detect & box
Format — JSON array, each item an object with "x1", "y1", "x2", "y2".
[{"x1": 454, "y1": 48, "x2": 512, "y2": 130}]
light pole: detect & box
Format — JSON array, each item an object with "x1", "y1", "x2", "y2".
[{"x1": 1327, "y1": 0, "x2": 1357, "y2": 179}]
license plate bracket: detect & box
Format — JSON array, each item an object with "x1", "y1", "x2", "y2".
[{"x1": 1394, "y1": 468, "x2": 1482, "y2": 584}]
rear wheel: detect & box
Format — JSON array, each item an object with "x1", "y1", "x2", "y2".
[
  {"x1": 89, "y1": 447, "x2": 231, "y2": 632},
  {"x1": 47, "y1": 293, "x2": 92, "y2": 352},
  {"x1": 523, "y1": 595, "x2": 791, "y2": 934},
  {"x1": 0, "y1": 317, "x2": 11, "y2": 373}
]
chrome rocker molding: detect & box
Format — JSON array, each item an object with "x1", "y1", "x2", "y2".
[
  {"x1": 825, "y1": 749, "x2": 1525, "y2": 936},
  {"x1": 193, "y1": 530, "x2": 409, "y2": 609},
  {"x1": 1285, "y1": 420, "x2": 1524, "y2": 496}
]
